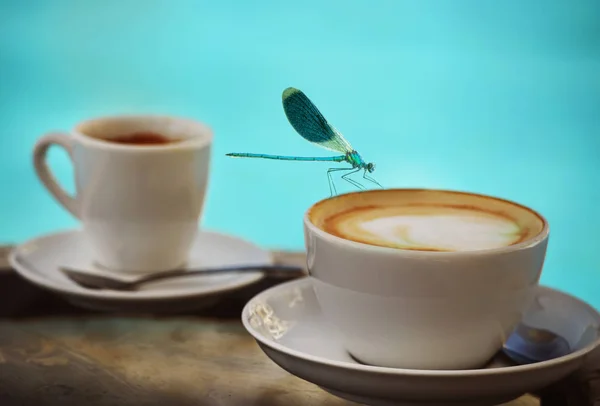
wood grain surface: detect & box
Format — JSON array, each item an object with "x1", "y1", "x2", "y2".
[
  {"x1": 0, "y1": 317, "x2": 538, "y2": 406},
  {"x1": 0, "y1": 246, "x2": 594, "y2": 406}
]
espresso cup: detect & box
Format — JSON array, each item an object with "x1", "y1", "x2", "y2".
[
  {"x1": 304, "y1": 189, "x2": 549, "y2": 370},
  {"x1": 33, "y1": 115, "x2": 212, "y2": 274}
]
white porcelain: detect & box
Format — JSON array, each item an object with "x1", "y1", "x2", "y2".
[
  {"x1": 303, "y1": 189, "x2": 550, "y2": 370},
  {"x1": 9, "y1": 229, "x2": 270, "y2": 313},
  {"x1": 243, "y1": 278, "x2": 600, "y2": 406},
  {"x1": 33, "y1": 115, "x2": 212, "y2": 273}
]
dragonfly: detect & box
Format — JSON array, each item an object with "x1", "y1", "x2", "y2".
[{"x1": 226, "y1": 87, "x2": 383, "y2": 195}]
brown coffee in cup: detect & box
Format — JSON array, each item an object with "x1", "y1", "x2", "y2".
[{"x1": 102, "y1": 131, "x2": 180, "y2": 145}]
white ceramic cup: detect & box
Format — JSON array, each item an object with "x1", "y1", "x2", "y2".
[
  {"x1": 303, "y1": 189, "x2": 549, "y2": 370},
  {"x1": 33, "y1": 115, "x2": 212, "y2": 274}
]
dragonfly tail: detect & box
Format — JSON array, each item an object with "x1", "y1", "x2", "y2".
[{"x1": 226, "y1": 153, "x2": 346, "y2": 162}]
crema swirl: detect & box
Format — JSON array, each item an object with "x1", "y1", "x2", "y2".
[{"x1": 308, "y1": 190, "x2": 545, "y2": 252}]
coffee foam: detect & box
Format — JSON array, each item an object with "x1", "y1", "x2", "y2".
[
  {"x1": 309, "y1": 190, "x2": 545, "y2": 252},
  {"x1": 328, "y1": 206, "x2": 524, "y2": 251}
]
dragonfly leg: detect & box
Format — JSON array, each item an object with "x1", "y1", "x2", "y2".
[
  {"x1": 341, "y1": 168, "x2": 365, "y2": 191},
  {"x1": 363, "y1": 170, "x2": 384, "y2": 189},
  {"x1": 327, "y1": 167, "x2": 353, "y2": 196}
]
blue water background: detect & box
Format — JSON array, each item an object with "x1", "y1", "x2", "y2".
[{"x1": 1, "y1": 1, "x2": 599, "y2": 307}]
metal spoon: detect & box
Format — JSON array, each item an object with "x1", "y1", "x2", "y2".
[
  {"x1": 502, "y1": 323, "x2": 571, "y2": 364},
  {"x1": 60, "y1": 264, "x2": 306, "y2": 291}
]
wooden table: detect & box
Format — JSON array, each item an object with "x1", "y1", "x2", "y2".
[{"x1": 0, "y1": 248, "x2": 597, "y2": 406}]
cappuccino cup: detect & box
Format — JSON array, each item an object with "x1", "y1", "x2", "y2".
[
  {"x1": 33, "y1": 115, "x2": 212, "y2": 274},
  {"x1": 304, "y1": 189, "x2": 549, "y2": 370}
]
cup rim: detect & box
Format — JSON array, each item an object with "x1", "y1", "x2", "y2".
[
  {"x1": 303, "y1": 188, "x2": 550, "y2": 257},
  {"x1": 70, "y1": 114, "x2": 213, "y2": 151}
]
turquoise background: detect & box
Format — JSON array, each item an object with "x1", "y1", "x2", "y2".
[{"x1": 1, "y1": 1, "x2": 598, "y2": 307}]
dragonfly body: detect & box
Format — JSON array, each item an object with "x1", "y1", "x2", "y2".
[
  {"x1": 346, "y1": 150, "x2": 371, "y2": 170},
  {"x1": 226, "y1": 87, "x2": 382, "y2": 195}
]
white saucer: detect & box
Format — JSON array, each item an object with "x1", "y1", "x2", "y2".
[
  {"x1": 9, "y1": 229, "x2": 271, "y2": 312},
  {"x1": 242, "y1": 278, "x2": 600, "y2": 406}
]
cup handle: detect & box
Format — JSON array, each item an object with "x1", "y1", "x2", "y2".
[{"x1": 33, "y1": 132, "x2": 80, "y2": 219}]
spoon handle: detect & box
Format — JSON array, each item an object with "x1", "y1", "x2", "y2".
[{"x1": 133, "y1": 265, "x2": 306, "y2": 286}]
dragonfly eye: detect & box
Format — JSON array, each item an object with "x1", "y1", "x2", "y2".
[{"x1": 367, "y1": 163, "x2": 375, "y2": 173}]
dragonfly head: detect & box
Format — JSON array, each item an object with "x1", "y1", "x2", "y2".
[{"x1": 366, "y1": 162, "x2": 376, "y2": 173}]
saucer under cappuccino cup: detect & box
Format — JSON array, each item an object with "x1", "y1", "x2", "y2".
[
  {"x1": 304, "y1": 189, "x2": 549, "y2": 370},
  {"x1": 33, "y1": 115, "x2": 212, "y2": 274}
]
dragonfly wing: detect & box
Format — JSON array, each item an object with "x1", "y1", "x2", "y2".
[{"x1": 282, "y1": 87, "x2": 353, "y2": 153}]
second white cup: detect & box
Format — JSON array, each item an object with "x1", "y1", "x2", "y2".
[{"x1": 33, "y1": 115, "x2": 212, "y2": 274}]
